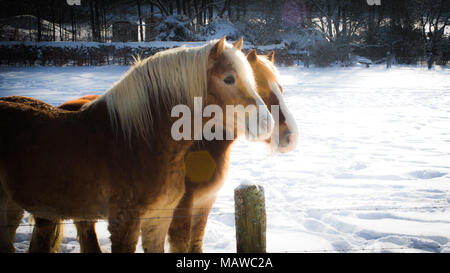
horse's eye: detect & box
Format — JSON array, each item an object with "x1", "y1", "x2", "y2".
[{"x1": 224, "y1": 75, "x2": 235, "y2": 85}]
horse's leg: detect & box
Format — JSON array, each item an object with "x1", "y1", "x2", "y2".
[
  {"x1": 108, "y1": 210, "x2": 141, "y2": 253},
  {"x1": 140, "y1": 208, "x2": 176, "y2": 253},
  {"x1": 28, "y1": 217, "x2": 63, "y2": 253},
  {"x1": 75, "y1": 220, "x2": 102, "y2": 253},
  {"x1": 0, "y1": 186, "x2": 23, "y2": 253},
  {"x1": 167, "y1": 193, "x2": 194, "y2": 253},
  {"x1": 188, "y1": 197, "x2": 216, "y2": 253}
]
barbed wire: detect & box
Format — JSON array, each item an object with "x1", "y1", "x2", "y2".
[
  {"x1": 2, "y1": 203, "x2": 449, "y2": 214},
  {"x1": 0, "y1": 203, "x2": 448, "y2": 229},
  {"x1": 2, "y1": 212, "x2": 236, "y2": 228},
  {"x1": 0, "y1": 207, "x2": 223, "y2": 213},
  {"x1": 2, "y1": 205, "x2": 448, "y2": 253},
  {"x1": 266, "y1": 204, "x2": 450, "y2": 212}
]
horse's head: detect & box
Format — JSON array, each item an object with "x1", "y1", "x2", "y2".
[
  {"x1": 246, "y1": 50, "x2": 298, "y2": 153},
  {"x1": 206, "y1": 37, "x2": 274, "y2": 141}
]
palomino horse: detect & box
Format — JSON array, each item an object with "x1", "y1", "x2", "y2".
[
  {"x1": 26, "y1": 48, "x2": 298, "y2": 253},
  {"x1": 167, "y1": 49, "x2": 298, "y2": 252},
  {"x1": 0, "y1": 37, "x2": 274, "y2": 253}
]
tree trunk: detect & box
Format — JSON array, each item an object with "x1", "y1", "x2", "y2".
[
  {"x1": 70, "y1": 6, "x2": 76, "y2": 42},
  {"x1": 326, "y1": 0, "x2": 333, "y2": 41},
  {"x1": 71, "y1": 6, "x2": 76, "y2": 42},
  {"x1": 137, "y1": 0, "x2": 144, "y2": 41},
  {"x1": 94, "y1": 0, "x2": 101, "y2": 41},
  {"x1": 194, "y1": 0, "x2": 201, "y2": 26},
  {"x1": 89, "y1": 0, "x2": 97, "y2": 41},
  {"x1": 52, "y1": 12, "x2": 56, "y2": 41},
  {"x1": 181, "y1": 0, "x2": 186, "y2": 15},
  {"x1": 428, "y1": 51, "x2": 434, "y2": 69},
  {"x1": 29, "y1": 13, "x2": 33, "y2": 41},
  {"x1": 201, "y1": 0, "x2": 206, "y2": 25},
  {"x1": 36, "y1": 5, "x2": 42, "y2": 42},
  {"x1": 103, "y1": 6, "x2": 107, "y2": 42},
  {"x1": 51, "y1": 2, "x2": 56, "y2": 41},
  {"x1": 187, "y1": 0, "x2": 192, "y2": 18},
  {"x1": 176, "y1": 0, "x2": 181, "y2": 15},
  {"x1": 59, "y1": 5, "x2": 63, "y2": 41},
  {"x1": 208, "y1": 0, "x2": 213, "y2": 22}
]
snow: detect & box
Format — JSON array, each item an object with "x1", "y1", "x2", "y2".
[{"x1": 1, "y1": 64, "x2": 450, "y2": 253}]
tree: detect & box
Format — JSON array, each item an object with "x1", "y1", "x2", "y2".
[{"x1": 415, "y1": 0, "x2": 450, "y2": 68}]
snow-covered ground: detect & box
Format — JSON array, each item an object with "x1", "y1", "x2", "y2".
[{"x1": 1, "y1": 64, "x2": 449, "y2": 253}]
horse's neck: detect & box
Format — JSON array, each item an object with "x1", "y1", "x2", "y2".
[
  {"x1": 95, "y1": 99, "x2": 194, "y2": 156},
  {"x1": 80, "y1": 99, "x2": 112, "y2": 129}
]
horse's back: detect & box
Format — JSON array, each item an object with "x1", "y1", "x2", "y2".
[
  {"x1": 0, "y1": 96, "x2": 61, "y2": 121},
  {"x1": 0, "y1": 96, "x2": 65, "y2": 141},
  {"x1": 58, "y1": 95, "x2": 99, "y2": 111},
  {"x1": 0, "y1": 96, "x2": 112, "y2": 217},
  {"x1": 59, "y1": 99, "x2": 91, "y2": 111},
  {"x1": 0, "y1": 95, "x2": 108, "y2": 165}
]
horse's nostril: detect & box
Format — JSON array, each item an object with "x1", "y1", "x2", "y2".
[{"x1": 285, "y1": 133, "x2": 292, "y2": 144}]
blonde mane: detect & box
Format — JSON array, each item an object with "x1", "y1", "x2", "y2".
[
  {"x1": 258, "y1": 55, "x2": 280, "y2": 81},
  {"x1": 84, "y1": 41, "x2": 215, "y2": 141}
]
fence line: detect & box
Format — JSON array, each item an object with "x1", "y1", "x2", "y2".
[
  {"x1": 2, "y1": 203, "x2": 450, "y2": 214},
  {"x1": 0, "y1": 207, "x2": 223, "y2": 213},
  {"x1": 266, "y1": 204, "x2": 450, "y2": 212},
  {"x1": 1, "y1": 203, "x2": 448, "y2": 229},
  {"x1": 2, "y1": 212, "x2": 236, "y2": 228},
  {"x1": 2, "y1": 205, "x2": 449, "y2": 253}
]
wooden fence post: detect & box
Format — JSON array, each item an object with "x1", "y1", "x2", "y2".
[{"x1": 234, "y1": 184, "x2": 266, "y2": 253}]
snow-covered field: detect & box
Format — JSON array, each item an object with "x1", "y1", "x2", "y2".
[{"x1": 0, "y1": 64, "x2": 449, "y2": 253}]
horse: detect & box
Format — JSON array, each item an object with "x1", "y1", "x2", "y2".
[
  {"x1": 0, "y1": 37, "x2": 274, "y2": 253},
  {"x1": 167, "y1": 49, "x2": 298, "y2": 253},
  {"x1": 4, "y1": 46, "x2": 297, "y2": 254},
  {"x1": 31, "y1": 48, "x2": 298, "y2": 253}
]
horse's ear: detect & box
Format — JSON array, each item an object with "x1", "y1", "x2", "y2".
[
  {"x1": 246, "y1": 49, "x2": 258, "y2": 63},
  {"x1": 267, "y1": 51, "x2": 275, "y2": 63},
  {"x1": 211, "y1": 36, "x2": 226, "y2": 59},
  {"x1": 232, "y1": 37, "x2": 243, "y2": 51}
]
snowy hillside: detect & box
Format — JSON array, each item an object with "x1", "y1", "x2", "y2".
[{"x1": 0, "y1": 64, "x2": 449, "y2": 253}]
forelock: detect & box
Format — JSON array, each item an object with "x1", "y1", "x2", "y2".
[{"x1": 222, "y1": 44, "x2": 258, "y2": 98}]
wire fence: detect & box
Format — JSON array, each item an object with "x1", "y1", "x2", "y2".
[
  {"x1": 266, "y1": 204, "x2": 450, "y2": 212},
  {"x1": 2, "y1": 203, "x2": 450, "y2": 253},
  {"x1": 1, "y1": 203, "x2": 449, "y2": 227}
]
